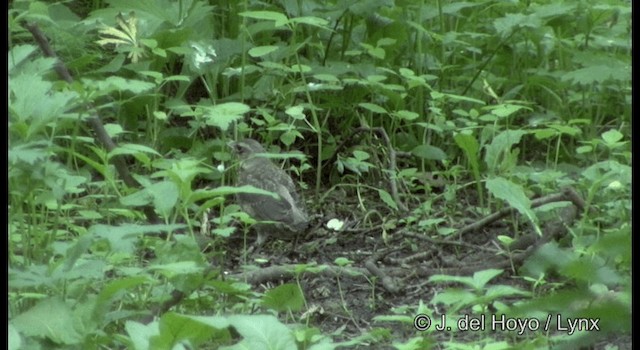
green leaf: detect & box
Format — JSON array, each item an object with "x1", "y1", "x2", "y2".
[
  {"x1": 489, "y1": 104, "x2": 529, "y2": 118},
  {"x1": 8, "y1": 323, "x2": 21, "y2": 350},
  {"x1": 227, "y1": 315, "x2": 296, "y2": 349},
  {"x1": 560, "y1": 258, "x2": 622, "y2": 285},
  {"x1": 313, "y1": 73, "x2": 339, "y2": 82},
  {"x1": 109, "y1": 143, "x2": 161, "y2": 158},
  {"x1": 484, "y1": 130, "x2": 527, "y2": 173},
  {"x1": 8, "y1": 44, "x2": 38, "y2": 70},
  {"x1": 285, "y1": 105, "x2": 305, "y2": 119},
  {"x1": 63, "y1": 234, "x2": 94, "y2": 272},
  {"x1": 562, "y1": 64, "x2": 630, "y2": 85},
  {"x1": 377, "y1": 189, "x2": 398, "y2": 210},
  {"x1": 454, "y1": 133, "x2": 482, "y2": 204},
  {"x1": 150, "y1": 313, "x2": 216, "y2": 349},
  {"x1": 411, "y1": 145, "x2": 447, "y2": 160},
  {"x1": 146, "y1": 180, "x2": 179, "y2": 218},
  {"x1": 432, "y1": 91, "x2": 485, "y2": 105},
  {"x1": 95, "y1": 54, "x2": 126, "y2": 73},
  {"x1": 358, "y1": 102, "x2": 387, "y2": 114},
  {"x1": 125, "y1": 321, "x2": 159, "y2": 350},
  {"x1": 240, "y1": 11, "x2": 289, "y2": 27},
  {"x1": 148, "y1": 261, "x2": 203, "y2": 277},
  {"x1": 202, "y1": 102, "x2": 251, "y2": 131},
  {"x1": 94, "y1": 276, "x2": 151, "y2": 320},
  {"x1": 8, "y1": 142, "x2": 51, "y2": 165},
  {"x1": 11, "y1": 297, "x2": 83, "y2": 345},
  {"x1": 212, "y1": 227, "x2": 236, "y2": 238},
  {"x1": 91, "y1": 224, "x2": 185, "y2": 254},
  {"x1": 601, "y1": 129, "x2": 624, "y2": 145},
  {"x1": 248, "y1": 45, "x2": 279, "y2": 57},
  {"x1": 392, "y1": 110, "x2": 419, "y2": 121},
  {"x1": 493, "y1": 13, "x2": 541, "y2": 38},
  {"x1": 485, "y1": 177, "x2": 540, "y2": 235},
  {"x1": 261, "y1": 283, "x2": 305, "y2": 312},
  {"x1": 289, "y1": 16, "x2": 330, "y2": 28},
  {"x1": 472, "y1": 269, "x2": 504, "y2": 289},
  {"x1": 121, "y1": 188, "x2": 154, "y2": 207},
  {"x1": 95, "y1": 76, "x2": 155, "y2": 94},
  {"x1": 290, "y1": 63, "x2": 311, "y2": 73},
  {"x1": 454, "y1": 133, "x2": 480, "y2": 168}
]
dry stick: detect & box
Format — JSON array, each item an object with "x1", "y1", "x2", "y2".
[
  {"x1": 364, "y1": 248, "x2": 402, "y2": 294},
  {"x1": 322, "y1": 127, "x2": 408, "y2": 212},
  {"x1": 446, "y1": 187, "x2": 584, "y2": 242},
  {"x1": 399, "y1": 232, "x2": 497, "y2": 264},
  {"x1": 394, "y1": 194, "x2": 581, "y2": 278},
  {"x1": 24, "y1": 22, "x2": 160, "y2": 224},
  {"x1": 230, "y1": 264, "x2": 371, "y2": 285},
  {"x1": 358, "y1": 127, "x2": 408, "y2": 212}
]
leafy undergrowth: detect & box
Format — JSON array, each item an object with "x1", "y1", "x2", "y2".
[{"x1": 9, "y1": 0, "x2": 630, "y2": 349}]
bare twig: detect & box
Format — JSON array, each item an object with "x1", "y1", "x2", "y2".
[
  {"x1": 446, "y1": 187, "x2": 585, "y2": 241},
  {"x1": 321, "y1": 127, "x2": 408, "y2": 212}
]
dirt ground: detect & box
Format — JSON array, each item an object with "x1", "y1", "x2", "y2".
[{"x1": 216, "y1": 186, "x2": 631, "y2": 349}]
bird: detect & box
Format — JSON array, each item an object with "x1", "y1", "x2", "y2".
[{"x1": 228, "y1": 138, "x2": 309, "y2": 246}]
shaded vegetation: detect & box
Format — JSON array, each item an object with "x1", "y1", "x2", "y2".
[{"x1": 9, "y1": 0, "x2": 630, "y2": 349}]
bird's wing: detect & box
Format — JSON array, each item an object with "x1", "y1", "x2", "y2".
[{"x1": 237, "y1": 169, "x2": 293, "y2": 223}]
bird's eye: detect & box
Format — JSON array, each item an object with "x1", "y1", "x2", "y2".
[{"x1": 238, "y1": 146, "x2": 250, "y2": 155}]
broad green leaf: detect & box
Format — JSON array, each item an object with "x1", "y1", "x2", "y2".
[
  {"x1": 125, "y1": 321, "x2": 159, "y2": 350},
  {"x1": 11, "y1": 297, "x2": 83, "y2": 345},
  {"x1": 485, "y1": 177, "x2": 540, "y2": 235},
  {"x1": 148, "y1": 261, "x2": 203, "y2": 276},
  {"x1": 150, "y1": 313, "x2": 215, "y2": 349},
  {"x1": 358, "y1": 102, "x2": 387, "y2": 114},
  {"x1": 227, "y1": 315, "x2": 296, "y2": 350},
  {"x1": 454, "y1": 133, "x2": 480, "y2": 167},
  {"x1": 202, "y1": 102, "x2": 251, "y2": 131},
  {"x1": 8, "y1": 324, "x2": 21, "y2": 350},
  {"x1": 484, "y1": 130, "x2": 527, "y2": 173},
  {"x1": 8, "y1": 142, "x2": 51, "y2": 165},
  {"x1": 290, "y1": 63, "x2": 311, "y2": 73},
  {"x1": 239, "y1": 11, "x2": 289, "y2": 27},
  {"x1": 411, "y1": 145, "x2": 447, "y2": 160},
  {"x1": 84, "y1": 76, "x2": 155, "y2": 94},
  {"x1": 472, "y1": 269, "x2": 504, "y2": 289},
  {"x1": 285, "y1": 105, "x2": 305, "y2": 119},
  {"x1": 377, "y1": 189, "x2": 398, "y2": 210},
  {"x1": 549, "y1": 124, "x2": 581, "y2": 136},
  {"x1": 109, "y1": 143, "x2": 161, "y2": 158},
  {"x1": 601, "y1": 129, "x2": 624, "y2": 145},
  {"x1": 146, "y1": 180, "x2": 179, "y2": 217},
  {"x1": 489, "y1": 104, "x2": 529, "y2": 118},
  {"x1": 94, "y1": 276, "x2": 150, "y2": 319},
  {"x1": 313, "y1": 73, "x2": 339, "y2": 82},
  {"x1": 431, "y1": 91, "x2": 485, "y2": 105},
  {"x1": 454, "y1": 133, "x2": 482, "y2": 205},
  {"x1": 8, "y1": 44, "x2": 38, "y2": 69},
  {"x1": 392, "y1": 110, "x2": 419, "y2": 121},
  {"x1": 261, "y1": 283, "x2": 305, "y2": 312},
  {"x1": 289, "y1": 16, "x2": 330, "y2": 28},
  {"x1": 248, "y1": 45, "x2": 279, "y2": 57},
  {"x1": 562, "y1": 64, "x2": 630, "y2": 85}
]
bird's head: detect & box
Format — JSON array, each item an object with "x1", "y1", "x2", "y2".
[{"x1": 228, "y1": 138, "x2": 266, "y2": 160}]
